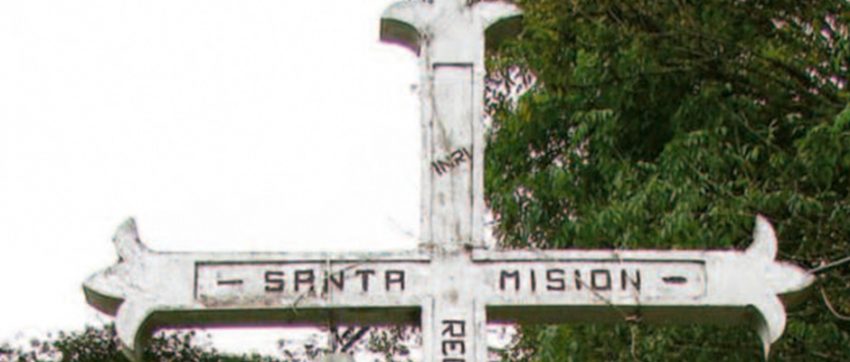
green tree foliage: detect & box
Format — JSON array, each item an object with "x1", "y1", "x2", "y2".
[
  {"x1": 0, "y1": 324, "x2": 404, "y2": 361},
  {"x1": 485, "y1": 0, "x2": 850, "y2": 360},
  {"x1": 0, "y1": 325, "x2": 284, "y2": 362}
]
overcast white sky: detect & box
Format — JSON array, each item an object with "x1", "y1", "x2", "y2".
[{"x1": 0, "y1": 0, "x2": 421, "y2": 352}]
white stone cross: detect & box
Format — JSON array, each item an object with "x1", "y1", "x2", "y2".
[
  {"x1": 85, "y1": 217, "x2": 813, "y2": 361},
  {"x1": 83, "y1": 1, "x2": 815, "y2": 361}
]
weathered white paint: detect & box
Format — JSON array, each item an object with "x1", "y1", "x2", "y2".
[
  {"x1": 85, "y1": 216, "x2": 813, "y2": 360},
  {"x1": 83, "y1": 1, "x2": 815, "y2": 361}
]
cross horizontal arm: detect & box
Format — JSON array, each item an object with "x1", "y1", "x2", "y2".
[
  {"x1": 469, "y1": 216, "x2": 814, "y2": 357},
  {"x1": 471, "y1": 251, "x2": 790, "y2": 357},
  {"x1": 82, "y1": 219, "x2": 433, "y2": 359}
]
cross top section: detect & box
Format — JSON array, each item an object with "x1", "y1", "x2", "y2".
[
  {"x1": 380, "y1": 0, "x2": 521, "y2": 248},
  {"x1": 382, "y1": 0, "x2": 521, "y2": 63}
]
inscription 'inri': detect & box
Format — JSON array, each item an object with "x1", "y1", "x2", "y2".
[{"x1": 431, "y1": 147, "x2": 472, "y2": 176}]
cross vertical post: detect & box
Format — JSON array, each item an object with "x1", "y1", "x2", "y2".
[
  {"x1": 381, "y1": 1, "x2": 521, "y2": 360},
  {"x1": 381, "y1": 0, "x2": 521, "y2": 248}
]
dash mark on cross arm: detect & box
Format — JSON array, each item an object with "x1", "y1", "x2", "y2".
[
  {"x1": 662, "y1": 276, "x2": 688, "y2": 285},
  {"x1": 217, "y1": 279, "x2": 244, "y2": 286}
]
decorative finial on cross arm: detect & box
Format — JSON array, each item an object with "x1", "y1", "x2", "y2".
[{"x1": 380, "y1": 0, "x2": 522, "y2": 248}]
